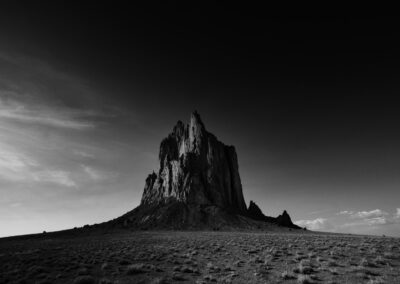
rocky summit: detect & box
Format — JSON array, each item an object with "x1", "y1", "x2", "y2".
[
  {"x1": 141, "y1": 111, "x2": 247, "y2": 214},
  {"x1": 114, "y1": 111, "x2": 300, "y2": 230}
]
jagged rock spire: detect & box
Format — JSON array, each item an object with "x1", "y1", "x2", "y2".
[{"x1": 141, "y1": 111, "x2": 247, "y2": 214}]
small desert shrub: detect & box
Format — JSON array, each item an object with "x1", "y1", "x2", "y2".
[
  {"x1": 383, "y1": 252, "x2": 395, "y2": 259},
  {"x1": 308, "y1": 252, "x2": 316, "y2": 259},
  {"x1": 99, "y1": 279, "x2": 113, "y2": 284},
  {"x1": 294, "y1": 259, "x2": 313, "y2": 274},
  {"x1": 297, "y1": 274, "x2": 313, "y2": 284},
  {"x1": 366, "y1": 277, "x2": 386, "y2": 284},
  {"x1": 327, "y1": 259, "x2": 339, "y2": 267},
  {"x1": 150, "y1": 277, "x2": 169, "y2": 284},
  {"x1": 329, "y1": 268, "x2": 339, "y2": 275},
  {"x1": 351, "y1": 266, "x2": 381, "y2": 278},
  {"x1": 294, "y1": 251, "x2": 307, "y2": 261},
  {"x1": 374, "y1": 255, "x2": 387, "y2": 265},
  {"x1": 126, "y1": 264, "x2": 145, "y2": 275},
  {"x1": 101, "y1": 262, "x2": 109, "y2": 271},
  {"x1": 281, "y1": 270, "x2": 296, "y2": 280},
  {"x1": 72, "y1": 275, "x2": 96, "y2": 284},
  {"x1": 360, "y1": 257, "x2": 378, "y2": 268},
  {"x1": 329, "y1": 250, "x2": 339, "y2": 259}
]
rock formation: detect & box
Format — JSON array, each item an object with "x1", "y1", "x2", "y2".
[
  {"x1": 141, "y1": 111, "x2": 247, "y2": 214},
  {"x1": 276, "y1": 210, "x2": 299, "y2": 228},
  {"x1": 112, "y1": 111, "x2": 300, "y2": 230},
  {"x1": 248, "y1": 201, "x2": 300, "y2": 229},
  {"x1": 247, "y1": 201, "x2": 275, "y2": 222}
]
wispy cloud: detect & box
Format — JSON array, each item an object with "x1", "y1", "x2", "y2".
[
  {"x1": 342, "y1": 217, "x2": 387, "y2": 228},
  {"x1": 33, "y1": 170, "x2": 76, "y2": 188},
  {"x1": 81, "y1": 165, "x2": 118, "y2": 182},
  {"x1": 295, "y1": 218, "x2": 334, "y2": 231},
  {"x1": 337, "y1": 210, "x2": 354, "y2": 215},
  {"x1": 0, "y1": 146, "x2": 37, "y2": 173},
  {"x1": 82, "y1": 165, "x2": 102, "y2": 181},
  {"x1": 350, "y1": 209, "x2": 388, "y2": 219},
  {"x1": 341, "y1": 208, "x2": 400, "y2": 229},
  {"x1": 0, "y1": 96, "x2": 95, "y2": 130},
  {"x1": 74, "y1": 150, "x2": 95, "y2": 159},
  {"x1": 395, "y1": 208, "x2": 400, "y2": 219},
  {"x1": 0, "y1": 143, "x2": 76, "y2": 187},
  {"x1": 0, "y1": 144, "x2": 38, "y2": 181}
]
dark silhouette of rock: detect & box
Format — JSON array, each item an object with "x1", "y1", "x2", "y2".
[
  {"x1": 247, "y1": 200, "x2": 300, "y2": 229},
  {"x1": 247, "y1": 201, "x2": 275, "y2": 222},
  {"x1": 112, "y1": 111, "x2": 301, "y2": 230},
  {"x1": 276, "y1": 210, "x2": 300, "y2": 229}
]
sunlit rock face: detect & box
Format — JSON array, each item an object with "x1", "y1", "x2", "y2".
[{"x1": 141, "y1": 111, "x2": 247, "y2": 214}]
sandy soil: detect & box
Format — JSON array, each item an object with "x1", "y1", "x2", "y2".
[{"x1": 0, "y1": 231, "x2": 399, "y2": 283}]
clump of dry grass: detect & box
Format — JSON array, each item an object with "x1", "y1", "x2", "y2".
[
  {"x1": 329, "y1": 250, "x2": 339, "y2": 260},
  {"x1": 126, "y1": 263, "x2": 145, "y2": 275},
  {"x1": 149, "y1": 277, "x2": 168, "y2": 284},
  {"x1": 99, "y1": 278, "x2": 113, "y2": 284},
  {"x1": 72, "y1": 275, "x2": 96, "y2": 284},
  {"x1": 293, "y1": 259, "x2": 314, "y2": 275},
  {"x1": 327, "y1": 258, "x2": 339, "y2": 267},
  {"x1": 315, "y1": 256, "x2": 325, "y2": 264},
  {"x1": 349, "y1": 265, "x2": 381, "y2": 279},
  {"x1": 307, "y1": 251, "x2": 316, "y2": 259},
  {"x1": 360, "y1": 257, "x2": 378, "y2": 268},
  {"x1": 281, "y1": 269, "x2": 296, "y2": 280},
  {"x1": 297, "y1": 274, "x2": 313, "y2": 283},
  {"x1": 294, "y1": 251, "x2": 307, "y2": 262},
  {"x1": 329, "y1": 268, "x2": 339, "y2": 275},
  {"x1": 373, "y1": 255, "x2": 387, "y2": 266},
  {"x1": 383, "y1": 252, "x2": 395, "y2": 259},
  {"x1": 366, "y1": 276, "x2": 386, "y2": 284}
]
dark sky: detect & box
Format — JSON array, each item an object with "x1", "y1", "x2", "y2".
[{"x1": 0, "y1": 5, "x2": 399, "y2": 236}]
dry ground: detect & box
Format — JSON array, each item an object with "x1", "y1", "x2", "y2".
[{"x1": 0, "y1": 231, "x2": 399, "y2": 284}]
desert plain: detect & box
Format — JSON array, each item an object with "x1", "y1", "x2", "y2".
[{"x1": 0, "y1": 230, "x2": 399, "y2": 284}]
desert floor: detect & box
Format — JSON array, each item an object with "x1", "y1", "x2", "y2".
[{"x1": 0, "y1": 231, "x2": 399, "y2": 284}]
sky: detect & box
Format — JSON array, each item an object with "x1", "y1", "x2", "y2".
[{"x1": 0, "y1": 6, "x2": 400, "y2": 237}]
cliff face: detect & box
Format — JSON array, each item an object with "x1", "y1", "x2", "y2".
[{"x1": 141, "y1": 111, "x2": 247, "y2": 214}]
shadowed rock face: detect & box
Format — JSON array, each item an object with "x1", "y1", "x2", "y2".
[
  {"x1": 141, "y1": 111, "x2": 247, "y2": 214},
  {"x1": 276, "y1": 210, "x2": 297, "y2": 228},
  {"x1": 247, "y1": 200, "x2": 301, "y2": 229},
  {"x1": 247, "y1": 201, "x2": 272, "y2": 221}
]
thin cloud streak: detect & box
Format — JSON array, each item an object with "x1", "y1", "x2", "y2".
[
  {"x1": 0, "y1": 96, "x2": 95, "y2": 130},
  {"x1": 350, "y1": 209, "x2": 388, "y2": 219},
  {"x1": 33, "y1": 170, "x2": 77, "y2": 188},
  {"x1": 337, "y1": 210, "x2": 354, "y2": 215},
  {"x1": 81, "y1": 165, "x2": 118, "y2": 182},
  {"x1": 0, "y1": 143, "x2": 77, "y2": 187}
]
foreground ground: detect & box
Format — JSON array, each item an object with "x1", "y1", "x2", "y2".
[{"x1": 0, "y1": 231, "x2": 399, "y2": 284}]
